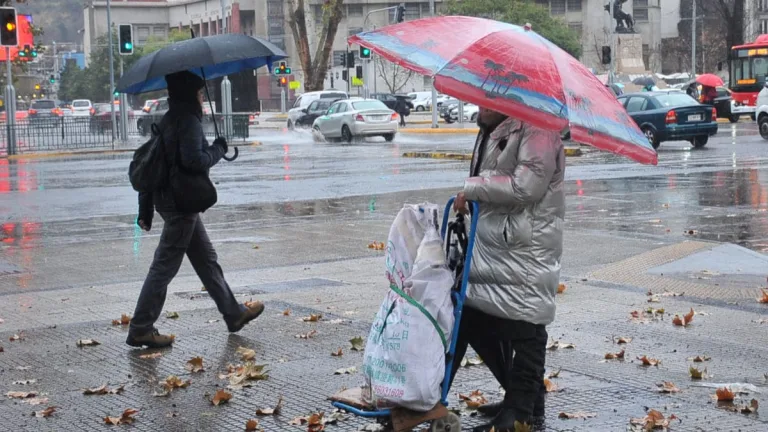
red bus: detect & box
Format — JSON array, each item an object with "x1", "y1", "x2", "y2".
[{"x1": 729, "y1": 34, "x2": 768, "y2": 115}]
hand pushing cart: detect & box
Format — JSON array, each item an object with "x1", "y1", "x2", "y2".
[{"x1": 331, "y1": 198, "x2": 479, "y2": 432}]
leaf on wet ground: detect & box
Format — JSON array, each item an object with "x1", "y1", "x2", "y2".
[
  {"x1": 629, "y1": 409, "x2": 676, "y2": 430},
  {"x1": 614, "y1": 336, "x2": 633, "y2": 344},
  {"x1": 604, "y1": 349, "x2": 626, "y2": 360},
  {"x1": 656, "y1": 382, "x2": 680, "y2": 393},
  {"x1": 161, "y1": 375, "x2": 191, "y2": 392},
  {"x1": 637, "y1": 355, "x2": 661, "y2": 366},
  {"x1": 6, "y1": 391, "x2": 37, "y2": 399},
  {"x1": 458, "y1": 390, "x2": 488, "y2": 409},
  {"x1": 672, "y1": 308, "x2": 695, "y2": 327},
  {"x1": 104, "y1": 409, "x2": 139, "y2": 425},
  {"x1": 186, "y1": 356, "x2": 205, "y2": 373},
  {"x1": 715, "y1": 387, "x2": 735, "y2": 402},
  {"x1": 660, "y1": 291, "x2": 684, "y2": 297},
  {"x1": 111, "y1": 314, "x2": 131, "y2": 326},
  {"x1": 223, "y1": 362, "x2": 270, "y2": 388},
  {"x1": 558, "y1": 411, "x2": 596, "y2": 419},
  {"x1": 35, "y1": 406, "x2": 56, "y2": 417},
  {"x1": 166, "y1": 311, "x2": 180, "y2": 319},
  {"x1": 12, "y1": 379, "x2": 37, "y2": 385},
  {"x1": 334, "y1": 366, "x2": 357, "y2": 375},
  {"x1": 256, "y1": 395, "x2": 283, "y2": 416},
  {"x1": 252, "y1": 245, "x2": 260, "y2": 250},
  {"x1": 461, "y1": 356, "x2": 484, "y2": 367},
  {"x1": 76, "y1": 339, "x2": 100, "y2": 347},
  {"x1": 283, "y1": 309, "x2": 291, "y2": 316},
  {"x1": 139, "y1": 352, "x2": 163, "y2": 360},
  {"x1": 245, "y1": 419, "x2": 262, "y2": 431},
  {"x1": 689, "y1": 355, "x2": 711, "y2": 362},
  {"x1": 368, "y1": 241, "x2": 385, "y2": 251},
  {"x1": 296, "y1": 330, "x2": 318, "y2": 339},
  {"x1": 757, "y1": 289, "x2": 768, "y2": 304},
  {"x1": 302, "y1": 314, "x2": 322, "y2": 322},
  {"x1": 546, "y1": 339, "x2": 575, "y2": 350},
  {"x1": 331, "y1": 348, "x2": 343, "y2": 357},
  {"x1": 647, "y1": 296, "x2": 660, "y2": 303},
  {"x1": 543, "y1": 378, "x2": 559, "y2": 393},
  {"x1": 557, "y1": 283, "x2": 567, "y2": 294},
  {"x1": 24, "y1": 397, "x2": 49, "y2": 406},
  {"x1": 82, "y1": 384, "x2": 125, "y2": 395},
  {"x1": 211, "y1": 389, "x2": 233, "y2": 406},
  {"x1": 726, "y1": 399, "x2": 759, "y2": 414},
  {"x1": 689, "y1": 366, "x2": 707, "y2": 380},
  {"x1": 9, "y1": 333, "x2": 24, "y2": 342},
  {"x1": 349, "y1": 336, "x2": 364, "y2": 351},
  {"x1": 236, "y1": 346, "x2": 257, "y2": 361},
  {"x1": 547, "y1": 369, "x2": 561, "y2": 379}
]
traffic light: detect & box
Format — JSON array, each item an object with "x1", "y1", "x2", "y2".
[
  {"x1": 342, "y1": 70, "x2": 348, "y2": 81},
  {"x1": 0, "y1": 7, "x2": 17, "y2": 47},
  {"x1": 355, "y1": 65, "x2": 363, "y2": 79},
  {"x1": 49, "y1": 74, "x2": 55, "y2": 84},
  {"x1": 347, "y1": 52, "x2": 355, "y2": 67},
  {"x1": 118, "y1": 24, "x2": 133, "y2": 55},
  {"x1": 359, "y1": 46, "x2": 371, "y2": 59},
  {"x1": 34, "y1": 84, "x2": 40, "y2": 91},
  {"x1": 278, "y1": 76, "x2": 288, "y2": 87},
  {"x1": 31, "y1": 47, "x2": 37, "y2": 58},
  {"x1": 601, "y1": 46, "x2": 611, "y2": 65},
  {"x1": 17, "y1": 43, "x2": 27, "y2": 57},
  {"x1": 394, "y1": 3, "x2": 406, "y2": 23}
]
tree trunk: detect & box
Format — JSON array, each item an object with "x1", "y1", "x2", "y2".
[{"x1": 288, "y1": 0, "x2": 345, "y2": 92}]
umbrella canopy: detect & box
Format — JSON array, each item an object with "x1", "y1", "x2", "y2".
[
  {"x1": 695, "y1": 73, "x2": 724, "y2": 88},
  {"x1": 349, "y1": 16, "x2": 656, "y2": 165},
  {"x1": 118, "y1": 34, "x2": 287, "y2": 94},
  {"x1": 632, "y1": 76, "x2": 656, "y2": 87}
]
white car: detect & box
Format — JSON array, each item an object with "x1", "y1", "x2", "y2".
[
  {"x1": 449, "y1": 103, "x2": 479, "y2": 122},
  {"x1": 756, "y1": 84, "x2": 768, "y2": 139},
  {"x1": 408, "y1": 91, "x2": 432, "y2": 111},
  {"x1": 312, "y1": 99, "x2": 398, "y2": 142},
  {"x1": 71, "y1": 99, "x2": 93, "y2": 118},
  {"x1": 287, "y1": 90, "x2": 348, "y2": 129}
]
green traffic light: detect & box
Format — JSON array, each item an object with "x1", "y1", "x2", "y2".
[
  {"x1": 31, "y1": 50, "x2": 37, "y2": 57},
  {"x1": 285, "y1": 68, "x2": 291, "y2": 74},
  {"x1": 124, "y1": 42, "x2": 132, "y2": 50},
  {"x1": 274, "y1": 67, "x2": 280, "y2": 75},
  {"x1": 363, "y1": 48, "x2": 370, "y2": 55}
]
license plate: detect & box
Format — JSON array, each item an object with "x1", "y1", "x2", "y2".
[
  {"x1": 688, "y1": 114, "x2": 702, "y2": 121},
  {"x1": 371, "y1": 115, "x2": 386, "y2": 121}
]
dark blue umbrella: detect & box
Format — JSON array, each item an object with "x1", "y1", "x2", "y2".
[{"x1": 117, "y1": 33, "x2": 287, "y2": 94}]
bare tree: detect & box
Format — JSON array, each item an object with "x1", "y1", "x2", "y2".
[
  {"x1": 287, "y1": 0, "x2": 345, "y2": 92},
  {"x1": 375, "y1": 56, "x2": 414, "y2": 94}
]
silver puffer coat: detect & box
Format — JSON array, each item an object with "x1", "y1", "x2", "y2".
[{"x1": 463, "y1": 117, "x2": 565, "y2": 325}]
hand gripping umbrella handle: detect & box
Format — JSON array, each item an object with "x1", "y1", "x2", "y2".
[{"x1": 222, "y1": 147, "x2": 238, "y2": 161}]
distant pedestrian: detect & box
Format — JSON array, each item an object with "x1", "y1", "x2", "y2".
[
  {"x1": 700, "y1": 85, "x2": 717, "y2": 105},
  {"x1": 394, "y1": 97, "x2": 409, "y2": 127},
  {"x1": 128, "y1": 71, "x2": 263, "y2": 349}
]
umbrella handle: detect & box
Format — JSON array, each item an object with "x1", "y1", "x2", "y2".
[{"x1": 222, "y1": 146, "x2": 238, "y2": 162}]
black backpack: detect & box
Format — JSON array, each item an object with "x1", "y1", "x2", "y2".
[{"x1": 128, "y1": 123, "x2": 167, "y2": 192}]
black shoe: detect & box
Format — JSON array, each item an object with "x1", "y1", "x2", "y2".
[
  {"x1": 126, "y1": 328, "x2": 175, "y2": 348},
  {"x1": 477, "y1": 401, "x2": 503, "y2": 417},
  {"x1": 472, "y1": 408, "x2": 522, "y2": 432},
  {"x1": 226, "y1": 301, "x2": 265, "y2": 333}
]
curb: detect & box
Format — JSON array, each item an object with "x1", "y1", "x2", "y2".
[
  {"x1": 409, "y1": 120, "x2": 446, "y2": 125},
  {"x1": 403, "y1": 147, "x2": 583, "y2": 160},
  {"x1": 402, "y1": 128, "x2": 479, "y2": 134},
  {"x1": 715, "y1": 117, "x2": 752, "y2": 124}
]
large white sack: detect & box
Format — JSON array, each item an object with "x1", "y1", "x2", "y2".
[{"x1": 363, "y1": 203, "x2": 455, "y2": 411}]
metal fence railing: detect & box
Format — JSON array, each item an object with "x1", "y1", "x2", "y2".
[{"x1": 0, "y1": 113, "x2": 253, "y2": 156}]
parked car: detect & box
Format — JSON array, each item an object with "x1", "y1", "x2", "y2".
[
  {"x1": 136, "y1": 97, "x2": 169, "y2": 136},
  {"x1": 755, "y1": 83, "x2": 768, "y2": 139},
  {"x1": 295, "y1": 98, "x2": 339, "y2": 128},
  {"x1": 28, "y1": 99, "x2": 64, "y2": 127},
  {"x1": 408, "y1": 91, "x2": 432, "y2": 111},
  {"x1": 439, "y1": 98, "x2": 460, "y2": 123},
  {"x1": 449, "y1": 103, "x2": 479, "y2": 123},
  {"x1": 312, "y1": 99, "x2": 398, "y2": 142},
  {"x1": 617, "y1": 91, "x2": 717, "y2": 149},
  {"x1": 287, "y1": 90, "x2": 348, "y2": 129},
  {"x1": 90, "y1": 103, "x2": 134, "y2": 136},
  {"x1": 71, "y1": 99, "x2": 94, "y2": 119}
]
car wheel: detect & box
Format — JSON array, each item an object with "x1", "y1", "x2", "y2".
[
  {"x1": 759, "y1": 114, "x2": 768, "y2": 140},
  {"x1": 690, "y1": 135, "x2": 709, "y2": 148},
  {"x1": 341, "y1": 125, "x2": 353, "y2": 143},
  {"x1": 415, "y1": 106, "x2": 424, "y2": 112},
  {"x1": 642, "y1": 126, "x2": 660, "y2": 149},
  {"x1": 729, "y1": 115, "x2": 740, "y2": 123},
  {"x1": 444, "y1": 117, "x2": 454, "y2": 124},
  {"x1": 383, "y1": 133, "x2": 395, "y2": 142},
  {"x1": 287, "y1": 120, "x2": 294, "y2": 130}
]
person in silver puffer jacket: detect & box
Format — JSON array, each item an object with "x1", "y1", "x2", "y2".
[{"x1": 449, "y1": 107, "x2": 565, "y2": 432}]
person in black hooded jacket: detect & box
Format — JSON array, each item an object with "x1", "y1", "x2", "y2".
[{"x1": 129, "y1": 71, "x2": 264, "y2": 348}]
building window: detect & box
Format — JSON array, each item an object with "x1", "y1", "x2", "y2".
[
  {"x1": 566, "y1": 0, "x2": 582, "y2": 12},
  {"x1": 642, "y1": 43, "x2": 650, "y2": 70},
  {"x1": 761, "y1": 0, "x2": 768, "y2": 12},
  {"x1": 348, "y1": 27, "x2": 363, "y2": 37},
  {"x1": 568, "y1": 23, "x2": 582, "y2": 39},
  {"x1": 550, "y1": 0, "x2": 566, "y2": 15},
  {"x1": 634, "y1": 0, "x2": 649, "y2": 22},
  {"x1": 761, "y1": 19, "x2": 768, "y2": 35},
  {"x1": 347, "y1": 4, "x2": 363, "y2": 17}
]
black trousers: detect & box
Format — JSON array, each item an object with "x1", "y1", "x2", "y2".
[
  {"x1": 448, "y1": 306, "x2": 548, "y2": 421},
  {"x1": 130, "y1": 212, "x2": 242, "y2": 334}
]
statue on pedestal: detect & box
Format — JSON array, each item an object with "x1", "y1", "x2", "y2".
[{"x1": 604, "y1": 0, "x2": 635, "y2": 33}]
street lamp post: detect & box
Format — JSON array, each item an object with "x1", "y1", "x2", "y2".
[{"x1": 106, "y1": 0, "x2": 117, "y2": 143}]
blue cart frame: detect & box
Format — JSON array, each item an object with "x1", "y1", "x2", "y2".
[{"x1": 332, "y1": 198, "x2": 479, "y2": 421}]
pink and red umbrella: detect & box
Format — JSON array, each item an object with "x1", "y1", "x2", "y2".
[
  {"x1": 695, "y1": 73, "x2": 724, "y2": 88},
  {"x1": 349, "y1": 16, "x2": 657, "y2": 165}
]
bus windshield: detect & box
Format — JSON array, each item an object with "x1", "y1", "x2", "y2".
[{"x1": 730, "y1": 52, "x2": 768, "y2": 90}]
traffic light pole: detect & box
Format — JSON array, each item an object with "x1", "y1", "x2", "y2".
[
  {"x1": 5, "y1": 46, "x2": 16, "y2": 155},
  {"x1": 362, "y1": 5, "x2": 401, "y2": 99},
  {"x1": 106, "y1": 0, "x2": 117, "y2": 144},
  {"x1": 119, "y1": 57, "x2": 128, "y2": 142}
]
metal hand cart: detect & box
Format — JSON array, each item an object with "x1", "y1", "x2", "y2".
[{"x1": 332, "y1": 198, "x2": 479, "y2": 432}]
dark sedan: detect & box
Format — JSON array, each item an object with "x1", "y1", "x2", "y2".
[
  {"x1": 617, "y1": 91, "x2": 718, "y2": 149},
  {"x1": 295, "y1": 98, "x2": 337, "y2": 127}
]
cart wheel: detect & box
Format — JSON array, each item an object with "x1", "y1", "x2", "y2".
[{"x1": 429, "y1": 412, "x2": 461, "y2": 432}]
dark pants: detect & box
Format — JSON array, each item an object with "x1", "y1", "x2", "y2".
[
  {"x1": 448, "y1": 306, "x2": 548, "y2": 421},
  {"x1": 399, "y1": 114, "x2": 406, "y2": 126},
  {"x1": 130, "y1": 212, "x2": 241, "y2": 334}
]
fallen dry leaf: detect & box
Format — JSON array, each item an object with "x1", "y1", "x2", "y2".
[
  {"x1": 111, "y1": 314, "x2": 132, "y2": 326},
  {"x1": 302, "y1": 314, "x2": 322, "y2": 322},
  {"x1": 82, "y1": 384, "x2": 125, "y2": 395},
  {"x1": 9, "y1": 334, "x2": 23, "y2": 342},
  {"x1": 76, "y1": 339, "x2": 100, "y2": 347},
  {"x1": 546, "y1": 339, "x2": 575, "y2": 350},
  {"x1": 690, "y1": 355, "x2": 711, "y2": 362},
  {"x1": 656, "y1": 382, "x2": 681, "y2": 393},
  {"x1": 689, "y1": 366, "x2": 707, "y2": 380},
  {"x1": 557, "y1": 283, "x2": 567, "y2": 294},
  {"x1": 349, "y1": 336, "x2": 364, "y2": 351},
  {"x1": 186, "y1": 356, "x2": 205, "y2": 373},
  {"x1": 295, "y1": 330, "x2": 318, "y2": 339},
  {"x1": 308, "y1": 412, "x2": 326, "y2": 432},
  {"x1": 660, "y1": 291, "x2": 684, "y2": 297},
  {"x1": 458, "y1": 390, "x2": 488, "y2": 409},
  {"x1": 543, "y1": 378, "x2": 559, "y2": 393},
  {"x1": 739, "y1": 399, "x2": 759, "y2": 414},
  {"x1": 368, "y1": 241, "x2": 385, "y2": 251},
  {"x1": 615, "y1": 336, "x2": 633, "y2": 344},
  {"x1": 647, "y1": 296, "x2": 660, "y2": 303},
  {"x1": 35, "y1": 406, "x2": 56, "y2": 418},
  {"x1": 24, "y1": 397, "x2": 49, "y2": 406},
  {"x1": 334, "y1": 366, "x2": 357, "y2": 375},
  {"x1": 283, "y1": 309, "x2": 291, "y2": 316},
  {"x1": 236, "y1": 346, "x2": 257, "y2": 361},
  {"x1": 547, "y1": 369, "x2": 561, "y2": 379},
  {"x1": 166, "y1": 311, "x2": 180, "y2": 319},
  {"x1": 558, "y1": 411, "x2": 597, "y2": 419},
  {"x1": 224, "y1": 362, "x2": 269, "y2": 387},
  {"x1": 6, "y1": 391, "x2": 37, "y2": 399},
  {"x1": 716, "y1": 387, "x2": 735, "y2": 402},
  {"x1": 757, "y1": 289, "x2": 768, "y2": 304},
  {"x1": 139, "y1": 352, "x2": 163, "y2": 360},
  {"x1": 104, "y1": 409, "x2": 139, "y2": 426},
  {"x1": 637, "y1": 355, "x2": 661, "y2": 366},
  {"x1": 255, "y1": 395, "x2": 283, "y2": 416},
  {"x1": 245, "y1": 419, "x2": 261, "y2": 431},
  {"x1": 164, "y1": 375, "x2": 191, "y2": 390},
  {"x1": 604, "y1": 349, "x2": 626, "y2": 360},
  {"x1": 460, "y1": 356, "x2": 484, "y2": 367},
  {"x1": 630, "y1": 409, "x2": 676, "y2": 430},
  {"x1": 211, "y1": 389, "x2": 233, "y2": 406},
  {"x1": 12, "y1": 379, "x2": 37, "y2": 385},
  {"x1": 331, "y1": 348, "x2": 343, "y2": 357}
]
